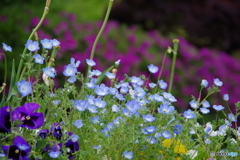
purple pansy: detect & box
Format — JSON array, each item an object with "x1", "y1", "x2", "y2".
[
  {"x1": 50, "y1": 123, "x2": 63, "y2": 140},
  {"x1": 12, "y1": 103, "x2": 44, "y2": 129},
  {"x1": 2, "y1": 136, "x2": 31, "y2": 160},
  {"x1": 0, "y1": 106, "x2": 11, "y2": 133},
  {"x1": 64, "y1": 132, "x2": 80, "y2": 159}
]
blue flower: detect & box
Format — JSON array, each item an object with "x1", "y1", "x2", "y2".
[
  {"x1": 32, "y1": 54, "x2": 44, "y2": 64},
  {"x1": 126, "y1": 100, "x2": 141, "y2": 113},
  {"x1": 90, "y1": 115, "x2": 100, "y2": 124},
  {"x1": 86, "y1": 78, "x2": 96, "y2": 89},
  {"x1": 149, "y1": 83, "x2": 156, "y2": 88},
  {"x1": 162, "y1": 92, "x2": 177, "y2": 102},
  {"x1": 70, "y1": 134, "x2": 79, "y2": 142},
  {"x1": 162, "y1": 130, "x2": 172, "y2": 139},
  {"x1": 50, "y1": 39, "x2": 60, "y2": 47},
  {"x1": 213, "y1": 78, "x2": 223, "y2": 87},
  {"x1": 202, "y1": 100, "x2": 210, "y2": 108},
  {"x1": 158, "y1": 80, "x2": 168, "y2": 89},
  {"x1": 74, "y1": 120, "x2": 84, "y2": 128},
  {"x1": 213, "y1": 105, "x2": 224, "y2": 111},
  {"x1": 16, "y1": 80, "x2": 32, "y2": 97},
  {"x1": 94, "y1": 97, "x2": 106, "y2": 108},
  {"x1": 88, "y1": 105, "x2": 98, "y2": 113},
  {"x1": 158, "y1": 104, "x2": 175, "y2": 115},
  {"x1": 200, "y1": 107, "x2": 210, "y2": 114},
  {"x1": 94, "y1": 84, "x2": 109, "y2": 96},
  {"x1": 72, "y1": 100, "x2": 89, "y2": 111},
  {"x1": 70, "y1": 57, "x2": 81, "y2": 68},
  {"x1": 63, "y1": 64, "x2": 77, "y2": 77},
  {"x1": 189, "y1": 100, "x2": 199, "y2": 109},
  {"x1": 201, "y1": 79, "x2": 208, "y2": 87},
  {"x1": 142, "y1": 114, "x2": 155, "y2": 122},
  {"x1": 40, "y1": 38, "x2": 53, "y2": 49},
  {"x1": 142, "y1": 126, "x2": 156, "y2": 134},
  {"x1": 67, "y1": 76, "x2": 76, "y2": 83},
  {"x1": 112, "y1": 105, "x2": 119, "y2": 112},
  {"x1": 49, "y1": 151, "x2": 61, "y2": 158},
  {"x1": 183, "y1": 109, "x2": 196, "y2": 119},
  {"x1": 89, "y1": 69, "x2": 102, "y2": 77},
  {"x1": 122, "y1": 151, "x2": 134, "y2": 159},
  {"x1": 228, "y1": 113, "x2": 237, "y2": 122},
  {"x1": 223, "y1": 94, "x2": 229, "y2": 101},
  {"x1": 146, "y1": 136, "x2": 157, "y2": 144},
  {"x1": 42, "y1": 67, "x2": 57, "y2": 78},
  {"x1": 25, "y1": 40, "x2": 39, "y2": 52},
  {"x1": 105, "y1": 72, "x2": 116, "y2": 79},
  {"x1": 148, "y1": 64, "x2": 158, "y2": 73},
  {"x1": 173, "y1": 124, "x2": 182, "y2": 134},
  {"x1": 2, "y1": 43, "x2": 12, "y2": 52},
  {"x1": 86, "y1": 59, "x2": 96, "y2": 66},
  {"x1": 120, "y1": 86, "x2": 128, "y2": 94}
]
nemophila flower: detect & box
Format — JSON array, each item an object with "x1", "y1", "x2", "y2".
[
  {"x1": 130, "y1": 76, "x2": 141, "y2": 84},
  {"x1": 88, "y1": 105, "x2": 98, "y2": 113},
  {"x1": 86, "y1": 59, "x2": 96, "y2": 66},
  {"x1": 162, "y1": 130, "x2": 172, "y2": 139},
  {"x1": 94, "y1": 84, "x2": 109, "y2": 96},
  {"x1": 74, "y1": 120, "x2": 84, "y2": 129},
  {"x1": 90, "y1": 115, "x2": 100, "y2": 124},
  {"x1": 218, "y1": 125, "x2": 228, "y2": 136},
  {"x1": 67, "y1": 76, "x2": 76, "y2": 83},
  {"x1": 16, "y1": 79, "x2": 32, "y2": 97},
  {"x1": 115, "y1": 59, "x2": 121, "y2": 66},
  {"x1": 142, "y1": 126, "x2": 156, "y2": 134},
  {"x1": 146, "y1": 136, "x2": 157, "y2": 144},
  {"x1": 12, "y1": 103, "x2": 44, "y2": 129},
  {"x1": 105, "y1": 72, "x2": 116, "y2": 79},
  {"x1": 155, "y1": 132, "x2": 162, "y2": 138},
  {"x1": 189, "y1": 100, "x2": 199, "y2": 109},
  {"x1": 86, "y1": 78, "x2": 96, "y2": 89},
  {"x1": 89, "y1": 69, "x2": 101, "y2": 77},
  {"x1": 213, "y1": 78, "x2": 223, "y2": 86},
  {"x1": 2, "y1": 43, "x2": 12, "y2": 52},
  {"x1": 201, "y1": 79, "x2": 208, "y2": 87},
  {"x1": 93, "y1": 145, "x2": 101, "y2": 150},
  {"x1": 25, "y1": 39, "x2": 39, "y2": 52},
  {"x1": 148, "y1": 64, "x2": 158, "y2": 73},
  {"x1": 72, "y1": 100, "x2": 89, "y2": 111},
  {"x1": 49, "y1": 150, "x2": 61, "y2": 158},
  {"x1": 142, "y1": 114, "x2": 155, "y2": 122},
  {"x1": 40, "y1": 38, "x2": 53, "y2": 49},
  {"x1": 70, "y1": 57, "x2": 80, "y2": 68},
  {"x1": 125, "y1": 100, "x2": 141, "y2": 113},
  {"x1": 223, "y1": 94, "x2": 229, "y2": 101},
  {"x1": 94, "y1": 97, "x2": 106, "y2": 108},
  {"x1": 112, "y1": 104, "x2": 119, "y2": 112},
  {"x1": 115, "y1": 93, "x2": 126, "y2": 101},
  {"x1": 228, "y1": 113, "x2": 237, "y2": 122},
  {"x1": 158, "y1": 104, "x2": 175, "y2": 115},
  {"x1": 205, "y1": 138, "x2": 211, "y2": 144},
  {"x1": 173, "y1": 124, "x2": 182, "y2": 135},
  {"x1": 32, "y1": 54, "x2": 44, "y2": 64},
  {"x1": 204, "y1": 122, "x2": 213, "y2": 135},
  {"x1": 2, "y1": 136, "x2": 31, "y2": 160},
  {"x1": 50, "y1": 39, "x2": 60, "y2": 47},
  {"x1": 162, "y1": 92, "x2": 177, "y2": 102},
  {"x1": 213, "y1": 105, "x2": 224, "y2": 111},
  {"x1": 52, "y1": 99, "x2": 60, "y2": 105},
  {"x1": 202, "y1": 100, "x2": 210, "y2": 108},
  {"x1": 183, "y1": 109, "x2": 196, "y2": 119},
  {"x1": 120, "y1": 86, "x2": 128, "y2": 94},
  {"x1": 149, "y1": 82, "x2": 156, "y2": 88},
  {"x1": 42, "y1": 67, "x2": 57, "y2": 78},
  {"x1": 113, "y1": 117, "x2": 125, "y2": 126},
  {"x1": 0, "y1": 106, "x2": 11, "y2": 133},
  {"x1": 122, "y1": 108, "x2": 133, "y2": 117},
  {"x1": 63, "y1": 64, "x2": 77, "y2": 77},
  {"x1": 38, "y1": 129, "x2": 49, "y2": 139},
  {"x1": 158, "y1": 80, "x2": 167, "y2": 89},
  {"x1": 200, "y1": 107, "x2": 210, "y2": 114},
  {"x1": 122, "y1": 151, "x2": 134, "y2": 159},
  {"x1": 189, "y1": 128, "x2": 196, "y2": 134},
  {"x1": 50, "y1": 123, "x2": 63, "y2": 140}
]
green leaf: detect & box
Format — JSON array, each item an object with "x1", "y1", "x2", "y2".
[{"x1": 95, "y1": 65, "x2": 115, "y2": 85}]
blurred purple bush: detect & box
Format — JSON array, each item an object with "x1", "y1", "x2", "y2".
[{"x1": 23, "y1": 12, "x2": 240, "y2": 110}]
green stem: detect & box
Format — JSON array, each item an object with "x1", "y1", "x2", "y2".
[
  {"x1": 168, "y1": 39, "x2": 179, "y2": 93},
  {"x1": 85, "y1": 0, "x2": 114, "y2": 83},
  {"x1": 16, "y1": 0, "x2": 51, "y2": 81}
]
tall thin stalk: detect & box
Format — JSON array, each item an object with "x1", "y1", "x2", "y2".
[{"x1": 85, "y1": 0, "x2": 114, "y2": 83}]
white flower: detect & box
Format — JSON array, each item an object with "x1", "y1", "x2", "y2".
[{"x1": 187, "y1": 150, "x2": 198, "y2": 159}]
